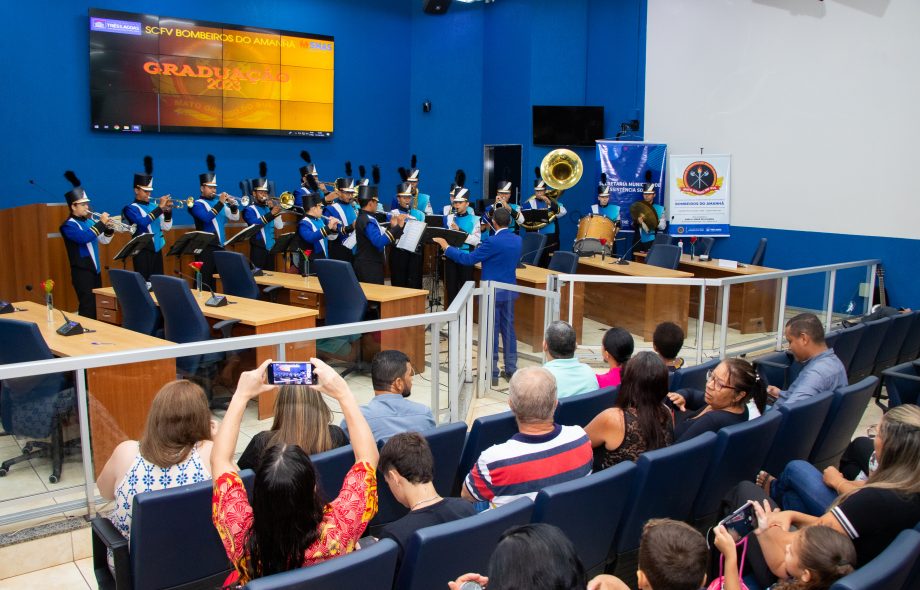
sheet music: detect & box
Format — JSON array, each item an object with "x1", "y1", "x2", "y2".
[
  {"x1": 342, "y1": 231, "x2": 357, "y2": 249},
  {"x1": 396, "y1": 219, "x2": 426, "y2": 252}
]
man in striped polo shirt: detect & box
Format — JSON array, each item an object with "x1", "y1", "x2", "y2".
[{"x1": 462, "y1": 367, "x2": 593, "y2": 508}]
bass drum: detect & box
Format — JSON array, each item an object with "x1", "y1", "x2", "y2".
[{"x1": 574, "y1": 215, "x2": 617, "y2": 255}]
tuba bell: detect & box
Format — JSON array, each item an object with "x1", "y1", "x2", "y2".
[{"x1": 522, "y1": 149, "x2": 583, "y2": 231}]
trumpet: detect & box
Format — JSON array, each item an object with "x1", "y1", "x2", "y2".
[
  {"x1": 90, "y1": 212, "x2": 136, "y2": 234},
  {"x1": 166, "y1": 197, "x2": 195, "y2": 209}
]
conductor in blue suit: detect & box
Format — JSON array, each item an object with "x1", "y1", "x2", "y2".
[{"x1": 433, "y1": 207, "x2": 522, "y2": 385}]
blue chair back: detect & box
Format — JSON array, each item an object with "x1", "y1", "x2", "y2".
[
  {"x1": 754, "y1": 351, "x2": 803, "y2": 390},
  {"x1": 646, "y1": 244, "x2": 681, "y2": 270},
  {"x1": 314, "y1": 259, "x2": 367, "y2": 326},
  {"x1": 244, "y1": 538, "x2": 399, "y2": 590},
  {"x1": 750, "y1": 238, "x2": 767, "y2": 266},
  {"x1": 130, "y1": 470, "x2": 255, "y2": 590},
  {"x1": 548, "y1": 250, "x2": 579, "y2": 274},
  {"x1": 109, "y1": 269, "x2": 160, "y2": 336},
  {"x1": 614, "y1": 432, "x2": 718, "y2": 554},
  {"x1": 829, "y1": 323, "x2": 865, "y2": 375},
  {"x1": 371, "y1": 422, "x2": 467, "y2": 529},
  {"x1": 554, "y1": 386, "x2": 618, "y2": 427},
  {"x1": 875, "y1": 312, "x2": 915, "y2": 374},
  {"x1": 882, "y1": 361, "x2": 920, "y2": 409},
  {"x1": 809, "y1": 377, "x2": 878, "y2": 469},
  {"x1": 520, "y1": 233, "x2": 547, "y2": 266},
  {"x1": 698, "y1": 237, "x2": 715, "y2": 257},
  {"x1": 848, "y1": 317, "x2": 890, "y2": 382},
  {"x1": 214, "y1": 250, "x2": 260, "y2": 299},
  {"x1": 692, "y1": 411, "x2": 783, "y2": 525},
  {"x1": 455, "y1": 411, "x2": 518, "y2": 493},
  {"x1": 653, "y1": 234, "x2": 673, "y2": 246},
  {"x1": 829, "y1": 529, "x2": 920, "y2": 590},
  {"x1": 394, "y1": 497, "x2": 534, "y2": 590},
  {"x1": 311, "y1": 445, "x2": 357, "y2": 503},
  {"x1": 671, "y1": 358, "x2": 721, "y2": 392},
  {"x1": 898, "y1": 311, "x2": 920, "y2": 364},
  {"x1": 149, "y1": 275, "x2": 211, "y2": 344},
  {"x1": 763, "y1": 390, "x2": 835, "y2": 475},
  {"x1": 533, "y1": 461, "x2": 637, "y2": 574}
]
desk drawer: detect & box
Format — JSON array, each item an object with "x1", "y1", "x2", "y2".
[
  {"x1": 288, "y1": 290, "x2": 320, "y2": 308},
  {"x1": 96, "y1": 306, "x2": 121, "y2": 325},
  {"x1": 96, "y1": 293, "x2": 118, "y2": 310}
]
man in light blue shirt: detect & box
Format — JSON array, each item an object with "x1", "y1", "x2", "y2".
[
  {"x1": 768, "y1": 313, "x2": 848, "y2": 407},
  {"x1": 341, "y1": 350, "x2": 436, "y2": 441},
  {"x1": 542, "y1": 321, "x2": 598, "y2": 398}
]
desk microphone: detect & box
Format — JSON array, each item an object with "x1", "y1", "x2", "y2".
[
  {"x1": 55, "y1": 307, "x2": 89, "y2": 336},
  {"x1": 517, "y1": 243, "x2": 551, "y2": 269},
  {"x1": 614, "y1": 235, "x2": 644, "y2": 265},
  {"x1": 173, "y1": 271, "x2": 229, "y2": 307}
]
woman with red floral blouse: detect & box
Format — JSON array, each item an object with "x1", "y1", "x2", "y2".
[{"x1": 211, "y1": 358, "x2": 379, "y2": 586}]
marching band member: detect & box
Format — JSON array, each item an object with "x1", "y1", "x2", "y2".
[
  {"x1": 122, "y1": 155, "x2": 173, "y2": 280},
  {"x1": 296, "y1": 193, "x2": 340, "y2": 272},
  {"x1": 443, "y1": 186, "x2": 481, "y2": 305},
  {"x1": 481, "y1": 180, "x2": 524, "y2": 239},
  {"x1": 61, "y1": 170, "x2": 114, "y2": 319},
  {"x1": 242, "y1": 162, "x2": 283, "y2": 271},
  {"x1": 633, "y1": 182, "x2": 666, "y2": 253},
  {"x1": 392, "y1": 155, "x2": 433, "y2": 214},
  {"x1": 442, "y1": 169, "x2": 465, "y2": 215},
  {"x1": 189, "y1": 154, "x2": 239, "y2": 283},
  {"x1": 388, "y1": 182, "x2": 425, "y2": 288},
  {"x1": 354, "y1": 185, "x2": 404, "y2": 285},
  {"x1": 590, "y1": 173, "x2": 620, "y2": 223},
  {"x1": 292, "y1": 150, "x2": 323, "y2": 217},
  {"x1": 522, "y1": 170, "x2": 567, "y2": 267},
  {"x1": 323, "y1": 176, "x2": 358, "y2": 264}
]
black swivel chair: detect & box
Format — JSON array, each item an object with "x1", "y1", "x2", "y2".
[
  {"x1": 108, "y1": 269, "x2": 162, "y2": 337},
  {"x1": 213, "y1": 250, "x2": 281, "y2": 301},
  {"x1": 646, "y1": 244, "x2": 682, "y2": 270},
  {"x1": 750, "y1": 238, "x2": 767, "y2": 266},
  {"x1": 0, "y1": 319, "x2": 76, "y2": 483},
  {"x1": 314, "y1": 259, "x2": 369, "y2": 376}
]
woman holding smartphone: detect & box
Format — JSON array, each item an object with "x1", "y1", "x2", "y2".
[{"x1": 211, "y1": 358, "x2": 379, "y2": 586}]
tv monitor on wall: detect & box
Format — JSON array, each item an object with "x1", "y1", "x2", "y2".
[
  {"x1": 89, "y1": 8, "x2": 334, "y2": 137},
  {"x1": 532, "y1": 106, "x2": 604, "y2": 147}
]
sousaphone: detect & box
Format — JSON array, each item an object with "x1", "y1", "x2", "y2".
[
  {"x1": 630, "y1": 200, "x2": 658, "y2": 233},
  {"x1": 522, "y1": 149, "x2": 583, "y2": 231}
]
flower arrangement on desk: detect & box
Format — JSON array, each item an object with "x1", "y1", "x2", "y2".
[
  {"x1": 689, "y1": 236, "x2": 698, "y2": 260},
  {"x1": 300, "y1": 249, "x2": 312, "y2": 278},
  {"x1": 189, "y1": 261, "x2": 204, "y2": 294},
  {"x1": 42, "y1": 279, "x2": 54, "y2": 322},
  {"x1": 599, "y1": 238, "x2": 608, "y2": 261}
]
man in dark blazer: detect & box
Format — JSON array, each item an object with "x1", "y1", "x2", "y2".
[{"x1": 433, "y1": 207, "x2": 522, "y2": 385}]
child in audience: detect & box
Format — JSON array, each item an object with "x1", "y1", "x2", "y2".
[
  {"x1": 597, "y1": 327, "x2": 634, "y2": 388},
  {"x1": 653, "y1": 321, "x2": 685, "y2": 371}
]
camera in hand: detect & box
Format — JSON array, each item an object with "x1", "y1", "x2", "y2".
[{"x1": 267, "y1": 362, "x2": 314, "y2": 385}]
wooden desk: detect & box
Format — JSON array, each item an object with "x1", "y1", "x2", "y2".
[
  {"x1": 9, "y1": 301, "x2": 174, "y2": 478},
  {"x1": 636, "y1": 253, "x2": 781, "y2": 334},
  {"x1": 577, "y1": 257, "x2": 692, "y2": 341},
  {"x1": 245, "y1": 272, "x2": 428, "y2": 371},
  {"x1": 94, "y1": 287, "x2": 317, "y2": 419}
]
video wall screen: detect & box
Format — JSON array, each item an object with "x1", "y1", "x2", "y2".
[{"x1": 89, "y1": 8, "x2": 334, "y2": 137}]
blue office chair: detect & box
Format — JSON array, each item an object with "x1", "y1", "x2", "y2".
[
  {"x1": 610, "y1": 432, "x2": 718, "y2": 588},
  {"x1": 213, "y1": 251, "x2": 282, "y2": 301},
  {"x1": 0, "y1": 319, "x2": 76, "y2": 483},
  {"x1": 697, "y1": 237, "x2": 715, "y2": 257},
  {"x1": 762, "y1": 389, "x2": 835, "y2": 475},
  {"x1": 554, "y1": 386, "x2": 617, "y2": 427},
  {"x1": 881, "y1": 361, "x2": 920, "y2": 410},
  {"x1": 750, "y1": 238, "x2": 767, "y2": 266},
  {"x1": 691, "y1": 411, "x2": 783, "y2": 527},
  {"x1": 828, "y1": 322, "x2": 866, "y2": 375},
  {"x1": 454, "y1": 411, "x2": 518, "y2": 494},
  {"x1": 670, "y1": 358, "x2": 721, "y2": 393},
  {"x1": 646, "y1": 244, "x2": 681, "y2": 270},
  {"x1": 311, "y1": 444, "x2": 357, "y2": 503},
  {"x1": 809, "y1": 377, "x2": 878, "y2": 469},
  {"x1": 149, "y1": 275, "x2": 240, "y2": 408},
  {"x1": 548, "y1": 250, "x2": 579, "y2": 274},
  {"x1": 848, "y1": 317, "x2": 890, "y2": 383},
  {"x1": 520, "y1": 232, "x2": 547, "y2": 266},
  {"x1": 754, "y1": 352, "x2": 801, "y2": 391},
  {"x1": 652, "y1": 234, "x2": 673, "y2": 246},
  {"x1": 108, "y1": 269, "x2": 162, "y2": 337},
  {"x1": 93, "y1": 470, "x2": 255, "y2": 590},
  {"x1": 829, "y1": 529, "x2": 920, "y2": 590},
  {"x1": 244, "y1": 538, "x2": 399, "y2": 590},
  {"x1": 314, "y1": 259, "x2": 369, "y2": 377},
  {"x1": 897, "y1": 311, "x2": 920, "y2": 364},
  {"x1": 874, "y1": 312, "x2": 915, "y2": 375},
  {"x1": 394, "y1": 497, "x2": 534, "y2": 590},
  {"x1": 533, "y1": 461, "x2": 637, "y2": 575}
]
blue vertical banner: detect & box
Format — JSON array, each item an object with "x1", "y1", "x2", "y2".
[{"x1": 596, "y1": 141, "x2": 668, "y2": 234}]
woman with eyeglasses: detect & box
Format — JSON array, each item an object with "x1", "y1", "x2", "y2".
[{"x1": 667, "y1": 358, "x2": 767, "y2": 443}]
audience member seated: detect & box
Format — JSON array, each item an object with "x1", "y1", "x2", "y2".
[
  {"x1": 653, "y1": 322, "x2": 685, "y2": 371},
  {"x1": 238, "y1": 384, "x2": 348, "y2": 471},
  {"x1": 462, "y1": 367, "x2": 592, "y2": 507},
  {"x1": 728, "y1": 404, "x2": 920, "y2": 584},
  {"x1": 211, "y1": 359, "x2": 379, "y2": 586},
  {"x1": 341, "y1": 350, "x2": 435, "y2": 441},
  {"x1": 377, "y1": 432, "x2": 476, "y2": 560},
  {"x1": 98, "y1": 380, "x2": 214, "y2": 546},
  {"x1": 713, "y1": 520, "x2": 855, "y2": 590},
  {"x1": 767, "y1": 313, "x2": 847, "y2": 408},
  {"x1": 667, "y1": 358, "x2": 766, "y2": 443},
  {"x1": 597, "y1": 327, "x2": 634, "y2": 388},
  {"x1": 542, "y1": 320, "x2": 599, "y2": 398},
  {"x1": 585, "y1": 352, "x2": 674, "y2": 472}
]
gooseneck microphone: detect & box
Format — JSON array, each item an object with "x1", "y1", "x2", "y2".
[
  {"x1": 614, "y1": 234, "x2": 645, "y2": 265},
  {"x1": 173, "y1": 270, "x2": 229, "y2": 307}
]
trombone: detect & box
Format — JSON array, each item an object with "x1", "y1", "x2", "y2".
[
  {"x1": 239, "y1": 192, "x2": 305, "y2": 215},
  {"x1": 90, "y1": 212, "x2": 136, "y2": 234}
]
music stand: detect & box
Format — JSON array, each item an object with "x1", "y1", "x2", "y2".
[
  {"x1": 166, "y1": 231, "x2": 219, "y2": 258},
  {"x1": 521, "y1": 208, "x2": 551, "y2": 226},
  {"x1": 224, "y1": 224, "x2": 262, "y2": 249},
  {"x1": 425, "y1": 214, "x2": 445, "y2": 227},
  {"x1": 270, "y1": 231, "x2": 304, "y2": 275},
  {"x1": 113, "y1": 233, "x2": 154, "y2": 269},
  {"x1": 420, "y1": 226, "x2": 469, "y2": 311}
]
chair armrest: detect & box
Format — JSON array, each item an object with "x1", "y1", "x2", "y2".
[
  {"x1": 91, "y1": 517, "x2": 132, "y2": 590},
  {"x1": 883, "y1": 370, "x2": 920, "y2": 383},
  {"x1": 212, "y1": 319, "x2": 242, "y2": 339},
  {"x1": 261, "y1": 285, "x2": 283, "y2": 303}
]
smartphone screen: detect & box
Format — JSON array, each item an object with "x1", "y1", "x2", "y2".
[
  {"x1": 719, "y1": 501, "x2": 757, "y2": 542},
  {"x1": 267, "y1": 362, "x2": 314, "y2": 385}
]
